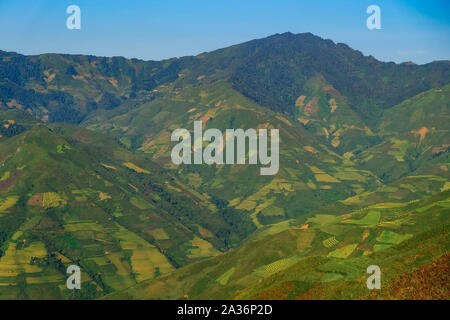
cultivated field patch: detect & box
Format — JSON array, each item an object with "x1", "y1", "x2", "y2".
[
  {"x1": 327, "y1": 243, "x2": 358, "y2": 259},
  {"x1": 188, "y1": 236, "x2": 220, "y2": 259},
  {"x1": 253, "y1": 255, "x2": 302, "y2": 277},
  {"x1": 216, "y1": 267, "x2": 236, "y2": 285},
  {"x1": 344, "y1": 211, "x2": 380, "y2": 227},
  {"x1": 42, "y1": 192, "x2": 66, "y2": 208},
  {"x1": 376, "y1": 231, "x2": 412, "y2": 244},
  {"x1": 0, "y1": 242, "x2": 47, "y2": 278},
  {"x1": 123, "y1": 162, "x2": 150, "y2": 174},
  {"x1": 0, "y1": 196, "x2": 19, "y2": 213},
  {"x1": 113, "y1": 225, "x2": 174, "y2": 282},
  {"x1": 323, "y1": 236, "x2": 339, "y2": 249}
]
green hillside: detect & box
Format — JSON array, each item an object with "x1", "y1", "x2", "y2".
[
  {"x1": 0, "y1": 32, "x2": 448, "y2": 300},
  {"x1": 0, "y1": 122, "x2": 256, "y2": 299},
  {"x1": 2, "y1": 32, "x2": 450, "y2": 122},
  {"x1": 105, "y1": 190, "x2": 450, "y2": 300},
  {"x1": 353, "y1": 85, "x2": 450, "y2": 183},
  {"x1": 83, "y1": 80, "x2": 382, "y2": 227}
]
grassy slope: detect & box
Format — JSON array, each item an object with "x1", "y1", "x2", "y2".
[
  {"x1": 353, "y1": 84, "x2": 450, "y2": 183},
  {"x1": 0, "y1": 122, "x2": 257, "y2": 299},
  {"x1": 105, "y1": 191, "x2": 449, "y2": 300},
  {"x1": 83, "y1": 81, "x2": 382, "y2": 228},
  {"x1": 0, "y1": 33, "x2": 449, "y2": 300}
]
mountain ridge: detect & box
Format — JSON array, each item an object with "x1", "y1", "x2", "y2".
[
  {"x1": 0, "y1": 31, "x2": 448, "y2": 300},
  {"x1": 2, "y1": 31, "x2": 449, "y2": 65},
  {"x1": 2, "y1": 32, "x2": 449, "y2": 121}
]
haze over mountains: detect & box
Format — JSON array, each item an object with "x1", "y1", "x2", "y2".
[{"x1": 0, "y1": 32, "x2": 448, "y2": 299}]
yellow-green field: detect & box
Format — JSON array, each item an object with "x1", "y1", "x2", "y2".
[
  {"x1": 113, "y1": 225, "x2": 174, "y2": 282},
  {"x1": 0, "y1": 196, "x2": 18, "y2": 213},
  {"x1": 187, "y1": 236, "x2": 220, "y2": 260},
  {"x1": 327, "y1": 243, "x2": 358, "y2": 259},
  {"x1": 0, "y1": 242, "x2": 47, "y2": 279}
]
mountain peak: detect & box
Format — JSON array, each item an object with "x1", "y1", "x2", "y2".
[{"x1": 257, "y1": 31, "x2": 335, "y2": 48}]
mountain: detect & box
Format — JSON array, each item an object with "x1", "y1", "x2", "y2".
[
  {"x1": 0, "y1": 32, "x2": 449, "y2": 300},
  {"x1": 83, "y1": 80, "x2": 382, "y2": 226},
  {"x1": 0, "y1": 118, "x2": 256, "y2": 299},
  {"x1": 193, "y1": 32, "x2": 449, "y2": 118},
  {"x1": 2, "y1": 32, "x2": 450, "y2": 136},
  {"x1": 105, "y1": 190, "x2": 450, "y2": 300},
  {"x1": 353, "y1": 84, "x2": 450, "y2": 183}
]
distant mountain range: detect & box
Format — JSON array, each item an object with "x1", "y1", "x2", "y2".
[{"x1": 0, "y1": 32, "x2": 448, "y2": 299}]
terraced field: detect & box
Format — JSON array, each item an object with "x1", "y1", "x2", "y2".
[
  {"x1": 0, "y1": 32, "x2": 448, "y2": 300},
  {"x1": 105, "y1": 190, "x2": 450, "y2": 300}
]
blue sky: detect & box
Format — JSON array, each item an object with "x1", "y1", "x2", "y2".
[{"x1": 0, "y1": 0, "x2": 448, "y2": 64}]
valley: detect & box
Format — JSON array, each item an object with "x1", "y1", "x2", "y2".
[{"x1": 0, "y1": 32, "x2": 448, "y2": 299}]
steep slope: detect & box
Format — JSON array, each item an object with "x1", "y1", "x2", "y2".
[
  {"x1": 292, "y1": 74, "x2": 381, "y2": 153},
  {"x1": 105, "y1": 190, "x2": 450, "y2": 300},
  {"x1": 2, "y1": 32, "x2": 449, "y2": 151},
  {"x1": 0, "y1": 32, "x2": 449, "y2": 300},
  {"x1": 83, "y1": 81, "x2": 381, "y2": 227},
  {"x1": 0, "y1": 121, "x2": 256, "y2": 299},
  {"x1": 173, "y1": 32, "x2": 450, "y2": 119},
  {"x1": 2, "y1": 32, "x2": 448, "y2": 227},
  {"x1": 0, "y1": 49, "x2": 178, "y2": 123},
  {"x1": 353, "y1": 84, "x2": 450, "y2": 183}
]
